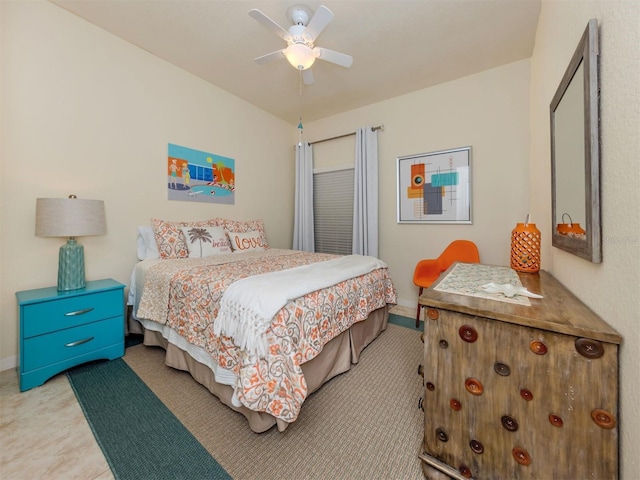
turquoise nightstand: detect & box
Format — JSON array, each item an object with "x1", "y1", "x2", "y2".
[{"x1": 16, "y1": 278, "x2": 125, "y2": 392}]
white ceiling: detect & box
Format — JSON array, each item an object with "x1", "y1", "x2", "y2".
[{"x1": 50, "y1": 0, "x2": 541, "y2": 125}]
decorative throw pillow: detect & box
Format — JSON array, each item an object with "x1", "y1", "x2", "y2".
[
  {"x1": 226, "y1": 230, "x2": 267, "y2": 252},
  {"x1": 208, "y1": 217, "x2": 226, "y2": 227},
  {"x1": 220, "y1": 218, "x2": 269, "y2": 249},
  {"x1": 136, "y1": 226, "x2": 160, "y2": 260},
  {"x1": 180, "y1": 226, "x2": 231, "y2": 258},
  {"x1": 151, "y1": 218, "x2": 217, "y2": 259}
]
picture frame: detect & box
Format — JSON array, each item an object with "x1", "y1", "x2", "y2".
[
  {"x1": 396, "y1": 146, "x2": 472, "y2": 224},
  {"x1": 167, "y1": 143, "x2": 235, "y2": 205}
]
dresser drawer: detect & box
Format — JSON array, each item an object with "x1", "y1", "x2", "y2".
[
  {"x1": 22, "y1": 288, "x2": 123, "y2": 338},
  {"x1": 422, "y1": 309, "x2": 619, "y2": 479},
  {"x1": 22, "y1": 316, "x2": 123, "y2": 372}
]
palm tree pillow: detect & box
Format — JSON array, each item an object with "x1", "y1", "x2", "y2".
[{"x1": 179, "y1": 226, "x2": 231, "y2": 258}]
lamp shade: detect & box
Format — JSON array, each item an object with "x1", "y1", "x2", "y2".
[
  {"x1": 35, "y1": 196, "x2": 106, "y2": 291},
  {"x1": 35, "y1": 197, "x2": 106, "y2": 238}
]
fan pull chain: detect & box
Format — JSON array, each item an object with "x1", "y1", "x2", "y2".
[{"x1": 298, "y1": 68, "x2": 304, "y2": 147}]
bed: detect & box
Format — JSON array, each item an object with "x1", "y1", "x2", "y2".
[{"x1": 128, "y1": 218, "x2": 397, "y2": 432}]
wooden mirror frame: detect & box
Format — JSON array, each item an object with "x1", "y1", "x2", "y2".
[{"x1": 550, "y1": 19, "x2": 601, "y2": 263}]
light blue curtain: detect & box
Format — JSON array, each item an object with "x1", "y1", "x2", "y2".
[
  {"x1": 352, "y1": 126, "x2": 379, "y2": 257},
  {"x1": 293, "y1": 142, "x2": 315, "y2": 252}
]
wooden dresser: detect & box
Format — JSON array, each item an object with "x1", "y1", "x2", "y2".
[{"x1": 417, "y1": 264, "x2": 621, "y2": 479}]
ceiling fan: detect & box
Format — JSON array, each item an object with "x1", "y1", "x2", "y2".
[{"x1": 249, "y1": 4, "x2": 353, "y2": 85}]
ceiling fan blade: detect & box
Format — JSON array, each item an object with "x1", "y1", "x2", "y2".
[
  {"x1": 249, "y1": 9, "x2": 289, "y2": 40},
  {"x1": 305, "y1": 5, "x2": 333, "y2": 41},
  {"x1": 314, "y1": 47, "x2": 353, "y2": 68},
  {"x1": 254, "y1": 50, "x2": 285, "y2": 65},
  {"x1": 302, "y1": 69, "x2": 315, "y2": 85}
]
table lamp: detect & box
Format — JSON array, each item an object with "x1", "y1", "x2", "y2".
[{"x1": 35, "y1": 195, "x2": 106, "y2": 291}]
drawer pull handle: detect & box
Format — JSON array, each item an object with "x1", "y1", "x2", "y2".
[
  {"x1": 65, "y1": 336, "x2": 94, "y2": 347},
  {"x1": 64, "y1": 308, "x2": 94, "y2": 316}
]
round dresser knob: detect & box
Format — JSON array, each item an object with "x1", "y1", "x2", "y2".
[
  {"x1": 465, "y1": 378, "x2": 484, "y2": 396},
  {"x1": 469, "y1": 439, "x2": 484, "y2": 454},
  {"x1": 512, "y1": 447, "x2": 531, "y2": 466},
  {"x1": 426, "y1": 382, "x2": 435, "y2": 391},
  {"x1": 459, "y1": 325, "x2": 478, "y2": 343},
  {"x1": 436, "y1": 428, "x2": 449, "y2": 442},
  {"x1": 529, "y1": 340, "x2": 548, "y2": 355},
  {"x1": 591, "y1": 409, "x2": 616, "y2": 429},
  {"x1": 549, "y1": 414, "x2": 564, "y2": 427},
  {"x1": 575, "y1": 338, "x2": 605, "y2": 359},
  {"x1": 450, "y1": 398, "x2": 462, "y2": 411},
  {"x1": 520, "y1": 388, "x2": 534, "y2": 401},
  {"x1": 459, "y1": 465, "x2": 472, "y2": 478},
  {"x1": 439, "y1": 339, "x2": 449, "y2": 349},
  {"x1": 494, "y1": 362, "x2": 511, "y2": 376},
  {"x1": 501, "y1": 415, "x2": 519, "y2": 432},
  {"x1": 427, "y1": 308, "x2": 439, "y2": 320}
]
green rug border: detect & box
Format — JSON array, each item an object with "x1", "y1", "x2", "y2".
[
  {"x1": 68, "y1": 313, "x2": 415, "y2": 479},
  {"x1": 388, "y1": 312, "x2": 420, "y2": 330},
  {"x1": 67, "y1": 359, "x2": 231, "y2": 480}
]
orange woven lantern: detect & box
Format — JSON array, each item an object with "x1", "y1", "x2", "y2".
[
  {"x1": 556, "y1": 213, "x2": 586, "y2": 238},
  {"x1": 511, "y1": 220, "x2": 541, "y2": 273}
]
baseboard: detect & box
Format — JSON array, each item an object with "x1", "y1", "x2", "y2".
[
  {"x1": 1, "y1": 355, "x2": 17, "y2": 373},
  {"x1": 389, "y1": 303, "x2": 415, "y2": 319}
]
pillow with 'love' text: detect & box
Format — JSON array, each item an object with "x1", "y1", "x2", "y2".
[{"x1": 226, "y1": 230, "x2": 267, "y2": 252}]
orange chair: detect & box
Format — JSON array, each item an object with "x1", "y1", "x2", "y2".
[{"x1": 413, "y1": 240, "x2": 480, "y2": 327}]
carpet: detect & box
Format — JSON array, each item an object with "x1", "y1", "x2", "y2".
[{"x1": 70, "y1": 314, "x2": 425, "y2": 480}]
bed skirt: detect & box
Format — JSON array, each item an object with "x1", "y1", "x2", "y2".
[{"x1": 133, "y1": 305, "x2": 389, "y2": 433}]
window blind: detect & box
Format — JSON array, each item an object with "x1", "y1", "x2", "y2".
[{"x1": 313, "y1": 168, "x2": 354, "y2": 255}]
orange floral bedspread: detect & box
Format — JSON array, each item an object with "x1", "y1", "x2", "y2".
[{"x1": 136, "y1": 249, "x2": 397, "y2": 423}]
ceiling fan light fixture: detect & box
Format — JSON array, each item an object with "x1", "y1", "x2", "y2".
[{"x1": 284, "y1": 43, "x2": 316, "y2": 70}]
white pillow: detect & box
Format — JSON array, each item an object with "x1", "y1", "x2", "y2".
[
  {"x1": 226, "y1": 230, "x2": 267, "y2": 252},
  {"x1": 180, "y1": 226, "x2": 231, "y2": 258},
  {"x1": 137, "y1": 226, "x2": 160, "y2": 260}
]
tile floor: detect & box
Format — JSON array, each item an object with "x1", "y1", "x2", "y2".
[
  {"x1": 0, "y1": 368, "x2": 113, "y2": 480},
  {"x1": 0, "y1": 305, "x2": 415, "y2": 479}
]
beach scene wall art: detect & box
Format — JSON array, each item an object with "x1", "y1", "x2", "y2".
[{"x1": 167, "y1": 143, "x2": 235, "y2": 204}]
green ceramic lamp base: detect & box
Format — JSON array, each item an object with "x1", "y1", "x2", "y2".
[{"x1": 58, "y1": 238, "x2": 86, "y2": 291}]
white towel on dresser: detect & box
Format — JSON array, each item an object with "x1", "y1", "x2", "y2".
[{"x1": 213, "y1": 254, "x2": 387, "y2": 357}]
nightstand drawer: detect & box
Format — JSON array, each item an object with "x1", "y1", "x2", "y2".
[
  {"x1": 23, "y1": 316, "x2": 123, "y2": 372},
  {"x1": 22, "y1": 289, "x2": 123, "y2": 338}
]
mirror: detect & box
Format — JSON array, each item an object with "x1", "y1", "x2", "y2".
[{"x1": 550, "y1": 18, "x2": 601, "y2": 263}]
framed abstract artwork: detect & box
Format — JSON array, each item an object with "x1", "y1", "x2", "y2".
[{"x1": 396, "y1": 146, "x2": 472, "y2": 224}]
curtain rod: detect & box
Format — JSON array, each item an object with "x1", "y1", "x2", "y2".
[{"x1": 309, "y1": 125, "x2": 384, "y2": 146}]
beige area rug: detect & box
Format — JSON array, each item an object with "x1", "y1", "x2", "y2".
[{"x1": 123, "y1": 323, "x2": 425, "y2": 480}]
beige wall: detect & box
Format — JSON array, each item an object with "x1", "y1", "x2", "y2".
[
  {"x1": 0, "y1": 0, "x2": 295, "y2": 368},
  {"x1": 306, "y1": 60, "x2": 532, "y2": 309},
  {"x1": 530, "y1": 2, "x2": 640, "y2": 478}
]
